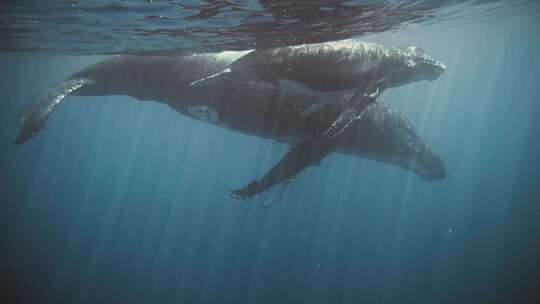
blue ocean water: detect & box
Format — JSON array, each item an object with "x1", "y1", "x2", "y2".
[{"x1": 1, "y1": 1, "x2": 540, "y2": 304}]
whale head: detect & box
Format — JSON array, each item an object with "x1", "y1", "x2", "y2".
[
  {"x1": 341, "y1": 103, "x2": 446, "y2": 181},
  {"x1": 383, "y1": 108, "x2": 446, "y2": 181},
  {"x1": 387, "y1": 46, "x2": 446, "y2": 87},
  {"x1": 409, "y1": 145, "x2": 447, "y2": 181},
  {"x1": 390, "y1": 112, "x2": 446, "y2": 181}
]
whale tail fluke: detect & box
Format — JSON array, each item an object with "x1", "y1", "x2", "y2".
[
  {"x1": 189, "y1": 68, "x2": 231, "y2": 87},
  {"x1": 14, "y1": 78, "x2": 93, "y2": 145}
]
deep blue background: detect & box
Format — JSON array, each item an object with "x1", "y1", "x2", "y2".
[{"x1": 1, "y1": 13, "x2": 539, "y2": 304}]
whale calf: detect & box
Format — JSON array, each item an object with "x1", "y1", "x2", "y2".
[
  {"x1": 190, "y1": 41, "x2": 446, "y2": 138},
  {"x1": 15, "y1": 51, "x2": 445, "y2": 202}
]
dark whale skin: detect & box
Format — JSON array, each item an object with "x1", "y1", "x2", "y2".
[{"x1": 15, "y1": 52, "x2": 445, "y2": 196}]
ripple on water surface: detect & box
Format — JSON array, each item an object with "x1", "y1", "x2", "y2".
[{"x1": 0, "y1": 0, "x2": 538, "y2": 55}]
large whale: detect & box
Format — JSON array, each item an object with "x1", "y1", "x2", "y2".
[
  {"x1": 190, "y1": 41, "x2": 446, "y2": 137},
  {"x1": 14, "y1": 51, "x2": 445, "y2": 201}
]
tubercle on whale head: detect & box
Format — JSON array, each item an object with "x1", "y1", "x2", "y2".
[
  {"x1": 388, "y1": 141, "x2": 446, "y2": 181},
  {"x1": 387, "y1": 46, "x2": 446, "y2": 87},
  {"x1": 398, "y1": 129, "x2": 446, "y2": 181},
  {"x1": 405, "y1": 46, "x2": 446, "y2": 81},
  {"x1": 333, "y1": 104, "x2": 446, "y2": 182},
  {"x1": 387, "y1": 147, "x2": 446, "y2": 181}
]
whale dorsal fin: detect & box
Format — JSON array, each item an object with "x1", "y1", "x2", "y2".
[{"x1": 230, "y1": 138, "x2": 336, "y2": 201}]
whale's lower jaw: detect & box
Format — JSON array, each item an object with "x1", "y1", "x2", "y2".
[{"x1": 336, "y1": 149, "x2": 444, "y2": 181}]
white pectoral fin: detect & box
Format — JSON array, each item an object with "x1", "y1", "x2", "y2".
[
  {"x1": 189, "y1": 68, "x2": 231, "y2": 86},
  {"x1": 322, "y1": 105, "x2": 362, "y2": 138},
  {"x1": 230, "y1": 139, "x2": 334, "y2": 200},
  {"x1": 322, "y1": 85, "x2": 383, "y2": 138},
  {"x1": 301, "y1": 99, "x2": 335, "y2": 117}
]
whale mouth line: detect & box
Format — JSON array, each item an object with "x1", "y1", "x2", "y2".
[
  {"x1": 418, "y1": 56, "x2": 446, "y2": 82},
  {"x1": 420, "y1": 56, "x2": 447, "y2": 71}
]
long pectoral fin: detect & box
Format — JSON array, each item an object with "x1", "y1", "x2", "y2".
[
  {"x1": 188, "y1": 68, "x2": 231, "y2": 86},
  {"x1": 230, "y1": 139, "x2": 336, "y2": 200},
  {"x1": 323, "y1": 85, "x2": 383, "y2": 138},
  {"x1": 322, "y1": 103, "x2": 364, "y2": 138},
  {"x1": 301, "y1": 98, "x2": 336, "y2": 117}
]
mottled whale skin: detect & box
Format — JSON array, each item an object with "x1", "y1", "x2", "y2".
[
  {"x1": 191, "y1": 41, "x2": 446, "y2": 91},
  {"x1": 15, "y1": 51, "x2": 445, "y2": 200},
  {"x1": 190, "y1": 40, "x2": 446, "y2": 138}
]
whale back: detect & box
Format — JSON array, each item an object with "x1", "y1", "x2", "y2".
[{"x1": 69, "y1": 55, "x2": 235, "y2": 102}]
